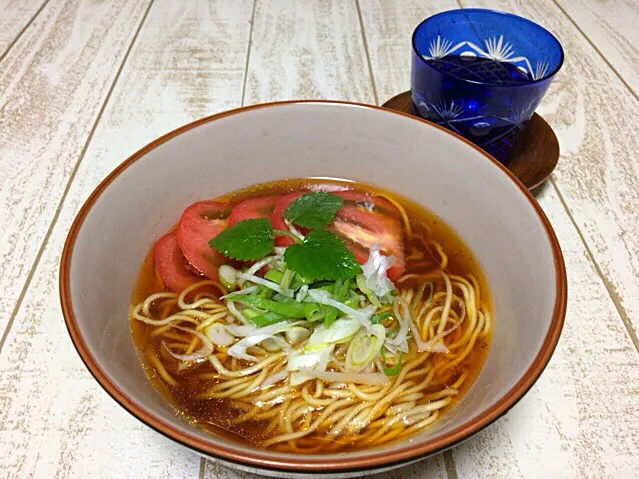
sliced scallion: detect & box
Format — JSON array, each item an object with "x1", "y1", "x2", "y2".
[
  {"x1": 371, "y1": 310, "x2": 393, "y2": 324},
  {"x1": 381, "y1": 349, "x2": 403, "y2": 377},
  {"x1": 264, "y1": 269, "x2": 284, "y2": 283},
  {"x1": 230, "y1": 294, "x2": 306, "y2": 318}
]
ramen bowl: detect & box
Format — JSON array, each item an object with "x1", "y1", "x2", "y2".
[{"x1": 60, "y1": 101, "x2": 566, "y2": 478}]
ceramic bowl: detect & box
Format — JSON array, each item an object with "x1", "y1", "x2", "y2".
[{"x1": 60, "y1": 101, "x2": 566, "y2": 478}]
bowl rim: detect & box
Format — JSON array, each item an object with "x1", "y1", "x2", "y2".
[{"x1": 59, "y1": 99, "x2": 567, "y2": 473}]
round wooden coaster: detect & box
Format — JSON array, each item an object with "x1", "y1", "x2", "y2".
[{"x1": 382, "y1": 91, "x2": 559, "y2": 190}]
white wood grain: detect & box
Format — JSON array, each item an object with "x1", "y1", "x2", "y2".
[
  {"x1": 203, "y1": 454, "x2": 448, "y2": 479},
  {"x1": 554, "y1": 0, "x2": 639, "y2": 96},
  {"x1": 0, "y1": 0, "x2": 151, "y2": 336},
  {"x1": 0, "y1": 0, "x2": 253, "y2": 477},
  {"x1": 244, "y1": 0, "x2": 375, "y2": 104},
  {"x1": 358, "y1": 0, "x2": 639, "y2": 476},
  {"x1": 0, "y1": 0, "x2": 48, "y2": 55},
  {"x1": 355, "y1": 0, "x2": 428, "y2": 104}
]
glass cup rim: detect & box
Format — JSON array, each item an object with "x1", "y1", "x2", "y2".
[{"x1": 412, "y1": 8, "x2": 565, "y2": 88}]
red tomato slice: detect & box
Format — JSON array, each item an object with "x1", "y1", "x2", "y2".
[
  {"x1": 176, "y1": 201, "x2": 229, "y2": 280},
  {"x1": 228, "y1": 195, "x2": 279, "y2": 226},
  {"x1": 268, "y1": 189, "x2": 404, "y2": 279},
  {"x1": 271, "y1": 192, "x2": 304, "y2": 246},
  {"x1": 332, "y1": 193, "x2": 405, "y2": 280},
  {"x1": 154, "y1": 232, "x2": 201, "y2": 292}
]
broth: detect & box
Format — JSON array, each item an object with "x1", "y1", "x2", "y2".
[{"x1": 130, "y1": 178, "x2": 492, "y2": 452}]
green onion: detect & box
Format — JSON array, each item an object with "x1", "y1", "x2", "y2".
[
  {"x1": 350, "y1": 336, "x2": 376, "y2": 365},
  {"x1": 381, "y1": 349, "x2": 403, "y2": 377},
  {"x1": 322, "y1": 279, "x2": 356, "y2": 328},
  {"x1": 264, "y1": 269, "x2": 283, "y2": 283},
  {"x1": 345, "y1": 325, "x2": 385, "y2": 372},
  {"x1": 250, "y1": 311, "x2": 286, "y2": 327},
  {"x1": 230, "y1": 294, "x2": 306, "y2": 317},
  {"x1": 305, "y1": 317, "x2": 362, "y2": 352},
  {"x1": 332, "y1": 279, "x2": 343, "y2": 296},
  {"x1": 371, "y1": 311, "x2": 393, "y2": 324},
  {"x1": 280, "y1": 268, "x2": 294, "y2": 291},
  {"x1": 322, "y1": 306, "x2": 337, "y2": 328},
  {"x1": 218, "y1": 265, "x2": 238, "y2": 290},
  {"x1": 356, "y1": 274, "x2": 381, "y2": 306},
  {"x1": 356, "y1": 274, "x2": 370, "y2": 294},
  {"x1": 313, "y1": 283, "x2": 334, "y2": 292},
  {"x1": 322, "y1": 281, "x2": 342, "y2": 327},
  {"x1": 344, "y1": 297, "x2": 359, "y2": 309},
  {"x1": 242, "y1": 308, "x2": 261, "y2": 320},
  {"x1": 336, "y1": 279, "x2": 351, "y2": 301},
  {"x1": 290, "y1": 272, "x2": 311, "y2": 290},
  {"x1": 272, "y1": 294, "x2": 311, "y2": 311},
  {"x1": 284, "y1": 326, "x2": 311, "y2": 344},
  {"x1": 367, "y1": 292, "x2": 381, "y2": 307},
  {"x1": 256, "y1": 285, "x2": 275, "y2": 299},
  {"x1": 304, "y1": 303, "x2": 323, "y2": 322}
]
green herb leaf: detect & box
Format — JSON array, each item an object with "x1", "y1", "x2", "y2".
[
  {"x1": 283, "y1": 192, "x2": 343, "y2": 229},
  {"x1": 210, "y1": 218, "x2": 273, "y2": 261},
  {"x1": 284, "y1": 230, "x2": 361, "y2": 281}
]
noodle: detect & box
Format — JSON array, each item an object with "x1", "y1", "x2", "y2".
[{"x1": 133, "y1": 256, "x2": 491, "y2": 451}]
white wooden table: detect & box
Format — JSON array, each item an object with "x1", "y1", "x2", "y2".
[{"x1": 1, "y1": 1, "x2": 638, "y2": 478}]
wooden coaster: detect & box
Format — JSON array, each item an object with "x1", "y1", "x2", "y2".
[{"x1": 382, "y1": 91, "x2": 559, "y2": 190}]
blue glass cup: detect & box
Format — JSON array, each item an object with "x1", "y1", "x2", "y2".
[{"x1": 411, "y1": 9, "x2": 564, "y2": 163}]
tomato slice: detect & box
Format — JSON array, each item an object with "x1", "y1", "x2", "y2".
[
  {"x1": 269, "y1": 189, "x2": 405, "y2": 279},
  {"x1": 332, "y1": 192, "x2": 405, "y2": 280},
  {"x1": 176, "y1": 201, "x2": 229, "y2": 280},
  {"x1": 154, "y1": 232, "x2": 201, "y2": 292},
  {"x1": 228, "y1": 195, "x2": 278, "y2": 226},
  {"x1": 271, "y1": 192, "x2": 304, "y2": 246}
]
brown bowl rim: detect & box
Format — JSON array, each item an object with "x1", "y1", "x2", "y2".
[{"x1": 59, "y1": 99, "x2": 567, "y2": 473}]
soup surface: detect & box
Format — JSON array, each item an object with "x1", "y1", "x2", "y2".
[{"x1": 130, "y1": 178, "x2": 492, "y2": 453}]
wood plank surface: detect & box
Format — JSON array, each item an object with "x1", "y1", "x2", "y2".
[
  {"x1": 0, "y1": 0, "x2": 48, "y2": 56},
  {"x1": 0, "y1": 0, "x2": 253, "y2": 477},
  {"x1": 243, "y1": 0, "x2": 375, "y2": 104},
  {"x1": 203, "y1": 455, "x2": 448, "y2": 479},
  {"x1": 358, "y1": 0, "x2": 639, "y2": 477},
  {"x1": 0, "y1": 0, "x2": 152, "y2": 338},
  {"x1": 554, "y1": 0, "x2": 639, "y2": 96}
]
